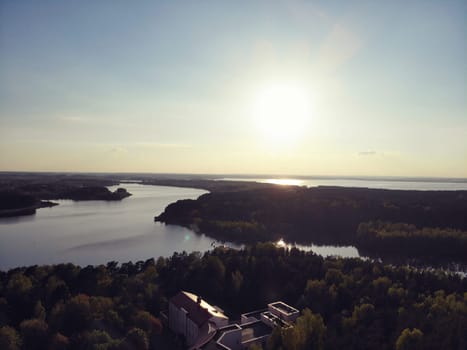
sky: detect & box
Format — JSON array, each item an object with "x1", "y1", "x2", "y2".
[{"x1": 1, "y1": 0, "x2": 466, "y2": 177}]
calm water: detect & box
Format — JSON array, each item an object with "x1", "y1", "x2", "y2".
[
  {"x1": 219, "y1": 177, "x2": 467, "y2": 190},
  {"x1": 276, "y1": 239, "x2": 360, "y2": 258},
  {"x1": 1, "y1": 182, "x2": 463, "y2": 272},
  {"x1": 0, "y1": 183, "x2": 361, "y2": 270},
  {"x1": 0, "y1": 184, "x2": 231, "y2": 270}
]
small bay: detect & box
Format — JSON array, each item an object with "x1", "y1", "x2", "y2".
[{"x1": 0, "y1": 184, "x2": 231, "y2": 269}]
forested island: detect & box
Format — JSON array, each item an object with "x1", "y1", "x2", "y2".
[
  {"x1": 155, "y1": 186, "x2": 467, "y2": 262},
  {"x1": 0, "y1": 173, "x2": 131, "y2": 217},
  {"x1": 0, "y1": 244, "x2": 465, "y2": 349}
]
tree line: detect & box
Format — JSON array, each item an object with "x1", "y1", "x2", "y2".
[
  {"x1": 156, "y1": 186, "x2": 467, "y2": 261},
  {"x1": 357, "y1": 221, "x2": 467, "y2": 260},
  {"x1": 1, "y1": 244, "x2": 466, "y2": 349}
]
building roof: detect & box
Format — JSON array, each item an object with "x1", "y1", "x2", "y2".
[
  {"x1": 240, "y1": 321, "x2": 272, "y2": 342},
  {"x1": 269, "y1": 301, "x2": 299, "y2": 316},
  {"x1": 171, "y1": 291, "x2": 228, "y2": 326},
  {"x1": 241, "y1": 308, "x2": 268, "y2": 322}
]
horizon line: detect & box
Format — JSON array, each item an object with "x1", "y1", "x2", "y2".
[{"x1": 1, "y1": 170, "x2": 466, "y2": 182}]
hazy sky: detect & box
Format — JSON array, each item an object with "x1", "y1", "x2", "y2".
[{"x1": 1, "y1": 0, "x2": 466, "y2": 177}]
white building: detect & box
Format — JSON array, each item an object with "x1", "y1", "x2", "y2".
[
  {"x1": 266, "y1": 301, "x2": 299, "y2": 323},
  {"x1": 202, "y1": 300, "x2": 298, "y2": 350},
  {"x1": 168, "y1": 291, "x2": 229, "y2": 347},
  {"x1": 168, "y1": 291, "x2": 299, "y2": 350}
]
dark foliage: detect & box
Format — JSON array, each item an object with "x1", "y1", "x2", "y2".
[
  {"x1": 0, "y1": 245, "x2": 466, "y2": 349},
  {"x1": 0, "y1": 192, "x2": 36, "y2": 211},
  {"x1": 156, "y1": 186, "x2": 467, "y2": 260},
  {"x1": 0, "y1": 174, "x2": 131, "y2": 216},
  {"x1": 59, "y1": 187, "x2": 131, "y2": 201},
  {"x1": 357, "y1": 221, "x2": 467, "y2": 259}
]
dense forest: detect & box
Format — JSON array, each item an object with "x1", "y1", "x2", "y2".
[
  {"x1": 0, "y1": 192, "x2": 37, "y2": 211},
  {"x1": 155, "y1": 186, "x2": 467, "y2": 261},
  {"x1": 357, "y1": 221, "x2": 467, "y2": 260},
  {"x1": 0, "y1": 191, "x2": 57, "y2": 218},
  {"x1": 0, "y1": 174, "x2": 132, "y2": 216},
  {"x1": 1, "y1": 244, "x2": 466, "y2": 349}
]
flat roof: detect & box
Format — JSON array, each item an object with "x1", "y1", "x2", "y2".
[
  {"x1": 269, "y1": 301, "x2": 299, "y2": 315},
  {"x1": 263, "y1": 311, "x2": 290, "y2": 328},
  {"x1": 240, "y1": 321, "x2": 272, "y2": 342},
  {"x1": 214, "y1": 321, "x2": 273, "y2": 350},
  {"x1": 201, "y1": 325, "x2": 241, "y2": 350},
  {"x1": 241, "y1": 308, "x2": 267, "y2": 321},
  {"x1": 201, "y1": 340, "x2": 222, "y2": 350},
  {"x1": 217, "y1": 324, "x2": 241, "y2": 334}
]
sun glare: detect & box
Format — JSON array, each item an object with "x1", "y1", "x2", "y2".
[
  {"x1": 252, "y1": 82, "x2": 313, "y2": 148},
  {"x1": 264, "y1": 178, "x2": 304, "y2": 186}
]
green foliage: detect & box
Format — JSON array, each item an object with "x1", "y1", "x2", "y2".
[
  {"x1": 249, "y1": 342, "x2": 264, "y2": 350},
  {"x1": 48, "y1": 332, "x2": 70, "y2": 350},
  {"x1": 268, "y1": 309, "x2": 326, "y2": 350},
  {"x1": 357, "y1": 221, "x2": 467, "y2": 258},
  {"x1": 324, "y1": 268, "x2": 344, "y2": 285},
  {"x1": 121, "y1": 328, "x2": 148, "y2": 350},
  {"x1": 19, "y1": 318, "x2": 48, "y2": 350},
  {"x1": 0, "y1": 247, "x2": 465, "y2": 349},
  {"x1": 0, "y1": 326, "x2": 21, "y2": 350},
  {"x1": 157, "y1": 187, "x2": 467, "y2": 258},
  {"x1": 206, "y1": 255, "x2": 226, "y2": 281},
  {"x1": 6, "y1": 273, "x2": 32, "y2": 297},
  {"x1": 81, "y1": 330, "x2": 119, "y2": 350},
  {"x1": 351, "y1": 303, "x2": 376, "y2": 325},
  {"x1": 396, "y1": 328, "x2": 423, "y2": 350},
  {"x1": 63, "y1": 294, "x2": 92, "y2": 332},
  {"x1": 104, "y1": 310, "x2": 124, "y2": 331},
  {"x1": 132, "y1": 310, "x2": 162, "y2": 335},
  {"x1": 33, "y1": 301, "x2": 46, "y2": 321},
  {"x1": 266, "y1": 327, "x2": 283, "y2": 350},
  {"x1": 231, "y1": 270, "x2": 244, "y2": 294}
]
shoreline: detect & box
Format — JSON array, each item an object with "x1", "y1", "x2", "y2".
[{"x1": 0, "y1": 200, "x2": 58, "y2": 218}]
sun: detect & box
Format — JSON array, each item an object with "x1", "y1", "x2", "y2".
[{"x1": 252, "y1": 82, "x2": 313, "y2": 148}]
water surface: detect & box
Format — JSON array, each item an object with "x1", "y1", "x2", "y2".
[
  {"x1": 0, "y1": 184, "x2": 227, "y2": 269},
  {"x1": 276, "y1": 238, "x2": 360, "y2": 258},
  {"x1": 1, "y1": 182, "x2": 464, "y2": 274},
  {"x1": 219, "y1": 177, "x2": 467, "y2": 190}
]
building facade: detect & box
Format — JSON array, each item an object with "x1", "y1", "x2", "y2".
[{"x1": 168, "y1": 291, "x2": 229, "y2": 347}]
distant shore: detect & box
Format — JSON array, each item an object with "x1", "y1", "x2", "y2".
[
  {"x1": 0, "y1": 200, "x2": 58, "y2": 218},
  {"x1": 0, "y1": 173, "x2": 133, "y2": 217},
  {"x1": 155, "y1": 185, "x2": 467, "y2": 264}
]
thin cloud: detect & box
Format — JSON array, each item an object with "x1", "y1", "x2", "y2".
[
  {"x1": 358, "y1": 151, "x2": 377, "y2": 156},
  {"x1": 109, "y1": 146, "x2": 129, "y2": 154},
  {"x1": 134, "y1": 142, "x2": 192, "y2": 149}
]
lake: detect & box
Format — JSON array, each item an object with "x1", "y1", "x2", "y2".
[
  {"x1": 0, "y1": 182, "x2": 464, "y2": 273},
  {"x1": 218, "y1": 177, "x2": 467, "y2": 190},
  {"x1": 0, "y1": 184, "x2": 233, "y2": 270},
  {"x1": 276, "y1": 239, "x2": 360, "y2": 258}
]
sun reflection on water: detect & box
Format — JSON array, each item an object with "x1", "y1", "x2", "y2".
[
  {"x1": 276, "y1": 238, "x2": 287, "y2": 248},
  {"x1": 264, "y1": 179, "x2": 304, "y2": 186},
  {"x1": 275, "y1": 238, "x2": 361, "y2": 258}
]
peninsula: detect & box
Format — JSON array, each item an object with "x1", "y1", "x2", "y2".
[{"x1": 0, "y1": 173, "x2": 131, "y2": 217}]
